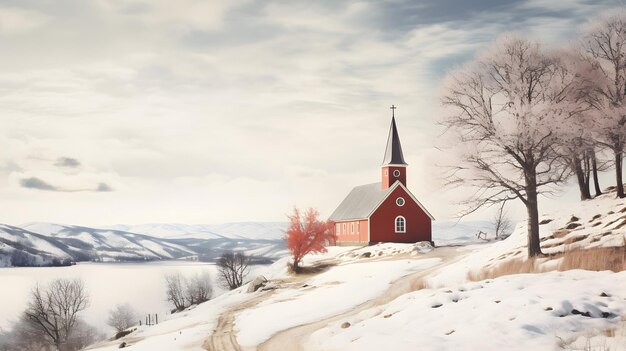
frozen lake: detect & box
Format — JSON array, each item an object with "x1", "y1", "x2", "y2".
[{"x1": 0, "y1": 261, "x2": 225, "y2": 334}]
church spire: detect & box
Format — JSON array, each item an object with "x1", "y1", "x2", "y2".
[{"x1": 381, "y1": 105, "x2": 407, "y2": 166}]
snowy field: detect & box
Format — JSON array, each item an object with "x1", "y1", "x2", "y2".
[
  {"x1": 308, "y1": 270, "x2": 626, "y2": 351},
  {"x1": 236, "y1": 258, "x2": 442, "y2": 347},
  {"x1": 0, "y1": 261, "x2": 223, "y2": 333}
]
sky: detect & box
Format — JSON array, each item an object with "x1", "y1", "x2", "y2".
[{"x1": 0, "y1": 0, "x2": 622, "y2": 226}]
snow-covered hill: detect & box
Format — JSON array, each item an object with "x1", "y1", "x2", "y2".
[
  {"x1": 99, "y1": 222, "x2": 288, "y2": 240},
  {"x1": 1, "y1": 219, "x2": 495, "y2": 267},
  {"x1": 85, "y1": 191, "x2": 625, "y2": 351},
  {"x1": 0, "y1": 224, "x2": 197, "y2": 266},
  {"x1": 0, "y1": 222, "x2": 290, "y2": 267}
]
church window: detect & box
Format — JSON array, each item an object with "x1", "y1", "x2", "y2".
[
  {"x1": 395, "y1": 216, "x2": 406, "y2": 233},
  {"x1": 393, "y1": 170, "x2": 401, "y2": 177},
  {"x1": 396, "y1": 197, "x2": 405, "y2": 206},
  {"x1": 351, "y1": 222, "x2": 354, "y2": 234},
  {"x1": 343, "y1": 223, "x2": 347, "y2": 235},
  {"x1": 336, "y1": 223, "x2": 340, "y2": 235}
]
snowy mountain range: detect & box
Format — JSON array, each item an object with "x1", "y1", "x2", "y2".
[
  {"x1": 0, "y1": 220, "x2": 493, "y2": 267},
  {"x1": 0, "y1": 222, "x2": 288, "y2": 267}
]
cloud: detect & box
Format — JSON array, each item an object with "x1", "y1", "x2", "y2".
[
  {"x1": 20, "y1": 177, "x2": 57, "y2": 191},
  {"x1": 19, "y1": 176, "x2": 114, "y2": 193},
  {"x1": 0, "y1": 6, "x2": 49, "y2": 35},
  {"x1": 0, "y1": 0, "x2": 620, "y2": 224},
  {"x1": 96, "y1": 183, "x2": 113, "y2": 192},
  {"x1": 55, "y1": 157, "x2": 81, "y2": 168}
]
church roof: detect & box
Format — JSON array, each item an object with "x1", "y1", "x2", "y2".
[
  {"x1": 328, "y1": 182, "x2": 392, "y2": 221},
  {"x1": 381, "y1": 116, "x2": 407, "y2": 166},
  {"x1": 328, "y1": 181, "x2": 435, "y2": 222}
]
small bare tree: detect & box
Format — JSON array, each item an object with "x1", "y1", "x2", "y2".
[
  {"x1": 494, "y1": 202, "x2": 513, "y2": 240},
  {"x1": 164, "y1": 272, "x2": 186, "y2": 312},
  {"x1": 217, "y1": 252, "x2": 250, "y2": 290},
  {"x1": 184, "y1": 271, "x2": 213, "y2": 305},
  {"x1": 66, "y1": 319, "x2": 103, "y2": 351},
  {"x1": 1, "y1": 316, "x2": 49, "y2": 351},
  {"x1": 107, "y1": 304, "x2": 138, "y2": 333},
  {"x1": 23, "y1": 278, "x2": 89, "y2": 351}
]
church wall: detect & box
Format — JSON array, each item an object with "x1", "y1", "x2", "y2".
[
  {"x1": 369, "y1": 186, "x2": 431, "y2": 243},
  {"x1": 334, "y1": 219, "x2": 369, "y2": 244}
]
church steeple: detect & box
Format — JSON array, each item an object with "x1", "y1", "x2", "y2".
[{"x1": 381, "y1": 105, "x2": 407, "y2": 189}]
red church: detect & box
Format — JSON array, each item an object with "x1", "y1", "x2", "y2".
[{"x1": 329, "y1": 107, "x2": 433, "y2": 245}]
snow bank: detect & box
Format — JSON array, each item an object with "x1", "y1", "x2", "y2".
[
  {"x1": 336, "y1": 242, "x2": 433, "y2": 261},
  {"x1": 87, "y1": 288, "x2": 253, "y2": 351},
  {"x1": 309, "y1": 270, "x2": 626, "y2": 351},
  {"x1": 235, "y1": 258, "x2": 442, "y2": 347}
]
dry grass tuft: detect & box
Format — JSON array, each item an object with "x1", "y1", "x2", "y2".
[
  {"x1": 468, "y1": 247, "x2": 626, "y2": 281},
  {"x1": 467, "y1": 257, "x2": 543, "y2": 281},
  {"x1": 558, "y1": 247, "x2": 625, "y2": 272},
  {"x1": 410, "y1": 278, "x2": 430, "y2": 291},
  {"x1": 554, "y1": 229, "x2": 570, "y2": 238}
]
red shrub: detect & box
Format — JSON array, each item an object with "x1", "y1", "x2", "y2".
[{"x1": 285, "y1": 207, "x2": 333, "y2": 273}]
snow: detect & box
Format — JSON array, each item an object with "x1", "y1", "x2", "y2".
[
  {"x1": 235, "y1": 258, "x2": 442, "y2": 347},
  {"x1": 137, "y1": 239, "x2": 175, "y2": 259},
  {"x1": 99, "y1": 222, "x2": 288, "y2": 240},
  {"x1": 0, "y1": 261, "x2": 221, "y2": 333},
  {"x1": 432, "y1": 220, "x2": 496, "y2": 245},
  {"x1": 336, "y1": 242, "x2": 433, "y2": 261},
  {"x1": 86, "y1": 289, "x2": 253, "y2": 351},
  {"x1": 6, "y1": 195, "x2": 626, "y2": 350},
  {"x1": 308, "y1": 270, "x2": 626, "y2": 351},
  {"x1": 25, "y1": 234, "x2": 70, "y2": 258}
]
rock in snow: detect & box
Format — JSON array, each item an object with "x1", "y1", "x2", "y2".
[{"x1": 247, "y1": 275, "x2": 268, "y2": 293}]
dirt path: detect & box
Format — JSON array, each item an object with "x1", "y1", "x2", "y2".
[
  {"x1": 258, "y1": 246, "x2": 466, "y2": 351},
  {"x1": 202, "y1": 274, "x2": 323, "y2": 351},
  {"x1": 202, "y1": 291, "x2": 275, "y2": 351}
]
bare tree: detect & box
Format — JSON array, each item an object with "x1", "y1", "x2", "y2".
[
  {"x1": 164, "y1": 272, "x2": 186, "y2": 312},
  {"x1": 184, "y1": 271, "x2": 213, "y2": 305},
  {"x1": 440, "y1": 35, "x2": 572, "y2": 257},
  {"x1": 217, "y1": 251, "x2": 250, "y2": 290},
  {"x1": 66, "y1": 319, "x2": 103, "y2": 351},
  {"x1": 579, "y1": 10, "x2": 626, "y2": 198},
  {"x1": 494, "y1": 202, "x2": 513, "y2": 239},
  {"x1": 107, "y1": 304, "x2": 138, "y2": 333},
  {"x1": 23, "y1": 278, "x2": 89, "y2": 351},
  {"x1": 0, "y1": 315, "x2": 49, "y2": 351}
]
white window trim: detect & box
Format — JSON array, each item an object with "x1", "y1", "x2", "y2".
[
  {"x1": 396, "y1": 197, "x2": 405, "y2": 207},
  {"x1": 351, "y1": 222, "x2": 354, "y2": 234},
  {"x1": 357, "y1": 222, "x2": 360, "y2": 234},
  {"x1": 395, "y1": 216, "x2": 406, "y2": 233},
  {"x1": 343, "y1": 223, "x2": 347, "y2": 235},
  {"x1": 336, "y1": 223, "x2": 340, "y2": 235},
  {"x1": 393, "y1": 169, "x2": 401, "y2": 177},
  {"x1": 384, "y1": 169, "x2": 388, "y2": 176}
]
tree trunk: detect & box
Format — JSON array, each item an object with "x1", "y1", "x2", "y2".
[
  {"x1": 616, "y1": 149, "x2": 625, "y2": 198},
  {"x1": 572, "y1": 155, "x2": 591, "y2": 200},
  {"x1": 292, "y1": 259, "x2": 300, "y2": 274},
  {"x1": 525, "y1": 167, "x2": 543, "y2": 257},
  {"x1": 590, "y1": 150, "x2": 602, "y2": 196}
]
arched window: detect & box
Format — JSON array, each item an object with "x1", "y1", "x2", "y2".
[{"x1": 395, "y1": 216, "x2": 406, "y2": 233}]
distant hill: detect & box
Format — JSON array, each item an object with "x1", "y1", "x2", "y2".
[
  {"x1": 0, "y1": 220, "x2": 496, "y2": 267},
  {"x1": 99, "y1": 222, "x2": 288, "y2": 240},
  {"x1": 0, "y1": 222, "x2": 289, "y2": 267}
]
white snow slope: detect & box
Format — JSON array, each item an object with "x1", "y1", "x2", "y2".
[{"x1": 83, "y1": 192, "x2": 626, "y2": 351}]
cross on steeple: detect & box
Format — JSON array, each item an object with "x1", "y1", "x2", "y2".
[{"x1": 390, "y1": 104, "x2": 397, "y2": 117}]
